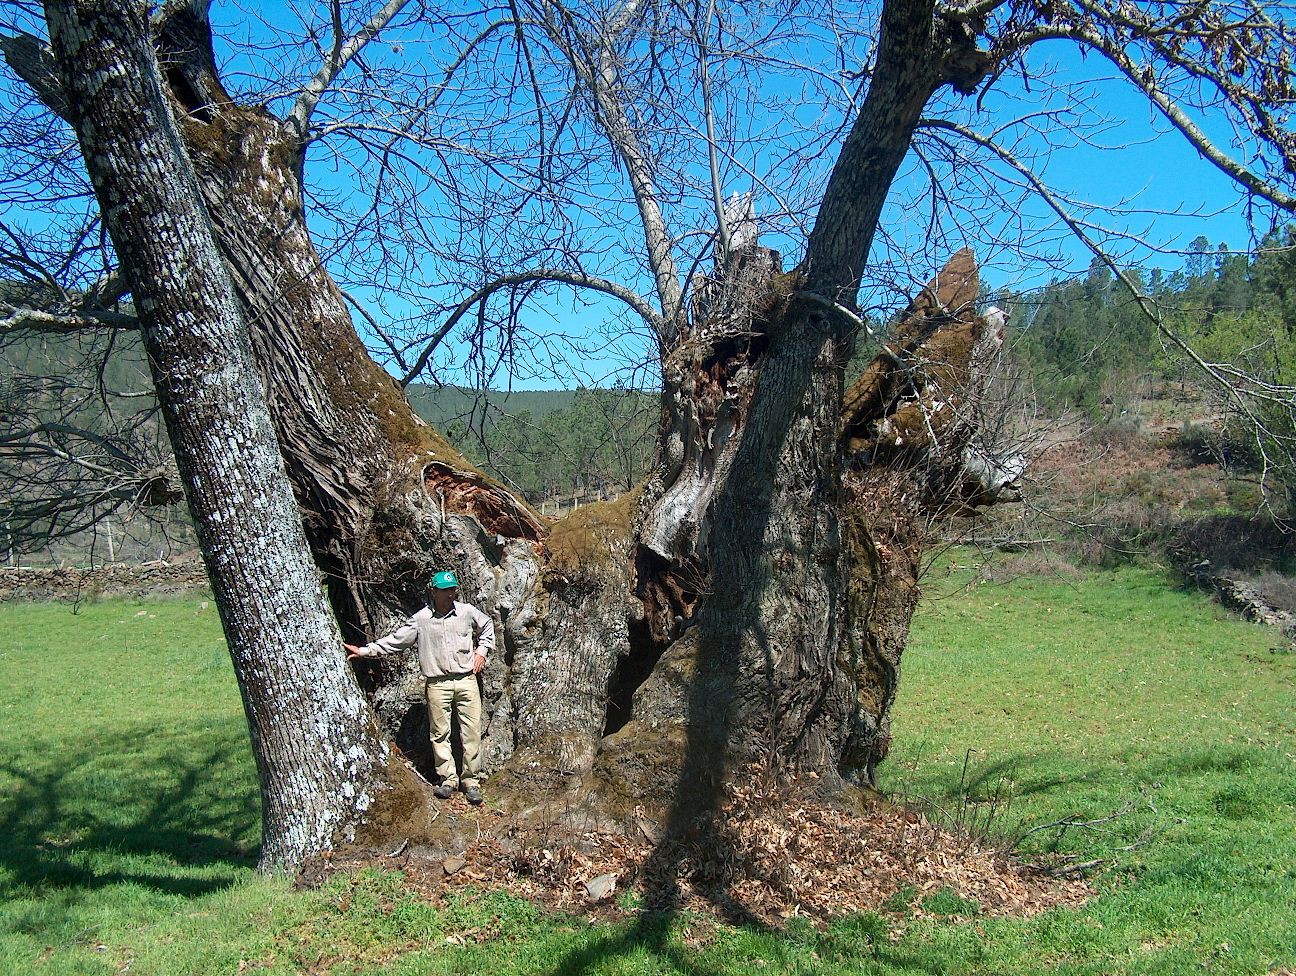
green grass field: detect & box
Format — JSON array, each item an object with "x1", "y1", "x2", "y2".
[{"x1": 1, "y1": 566, "x2": 1293, "y2": 975}]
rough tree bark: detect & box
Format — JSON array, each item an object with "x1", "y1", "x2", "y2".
[
  {"x1": 21, "y1": 0, "x2": 1008, "y2": 862},
  {"x1": 39, "y1": 0, "x2": 403, "y2": 870},
  {"x1": 492, "y1": 0, "x2": 1002, "y2": 824},
  {"x1": 63, "y1": 3, "x2": 550, "y2": 793}
]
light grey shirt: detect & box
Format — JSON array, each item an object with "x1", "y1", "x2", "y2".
[{"x1": 359, "y1": 601, "x2": 496, "y2": 678}]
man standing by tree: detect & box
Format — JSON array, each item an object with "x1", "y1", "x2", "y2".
[{"x1": 346, "y1": 572, "x2": 494, "y2": 805}]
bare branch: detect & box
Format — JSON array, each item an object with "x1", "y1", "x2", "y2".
[
  {"x1": 1, "y1": 302, "x2": 136, "y2": 335},
  {"x1": 505, "y1": 0, "x2": 550, "y2": 175},
  {"x1": 605, "y1": 0, "x2": 648, "y2": 41},
  {"x1": 523, "y1": 0, "x2": 685, "y2": 339},
  {"x1": 693, "y1": 0, "x2": 730, "y2": 261},
  {"x1": 995, "y1": 1, "x2": 1296, "y2": 214},
  {"x1": 287, "y1": 0, "x2": 414, "y2": 138},
  {"x1": 798, "y1": 290, "x2": 879, "y2": 339},
  {"x1": 340, "y1": 288, "x2": 408, "y2": 371},
  {"x1": 80, "y1": 268, "x2": 129, "y2": 309},
  {"x1": 0, "y1": 31, "x2": 68, "y2": 120},
  {"x1": 400, "y1": 269, "x2": 662, "y2": 386},
  {"x1": 943, "y1": 0, "x2": 1014, "y2": 21}
]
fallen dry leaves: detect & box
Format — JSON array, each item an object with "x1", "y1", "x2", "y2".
[{"x1": 314, "y1": 772, "x2": 1091, "y2": 928}]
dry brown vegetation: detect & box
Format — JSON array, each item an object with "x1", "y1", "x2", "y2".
[{"x1": 312, "y1": 772, "x2": 1091, "y2": 928}]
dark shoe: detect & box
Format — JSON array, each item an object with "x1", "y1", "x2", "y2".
[
  {"x1": 463, "y1": 785, "x2": 483, "y2": 806},
  {"x1": 433, "y1": 783, "x2": 456, "y2": 799}
]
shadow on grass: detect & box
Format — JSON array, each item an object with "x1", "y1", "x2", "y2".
[
  {"x1": 0, "y1": 724, "x2": 258, "y2": 914},
  {"x1": 914, "y1": 743, "x2": 1284, "y2": 805},
  {"x1": 531, "y1": 682, "x2": 1290, "y2": 972},
  {"x1": 537, "y1": 908, "x2": 959, "y2": 976},
  {"x1": 956, "y1": 753, "x2": 1088, "y2": 801},
  {"x1": 539, "y1": 912, "x2": 728, "y2": 976}
]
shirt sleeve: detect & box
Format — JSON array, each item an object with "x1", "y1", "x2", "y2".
[
  {"x1": 466, "y1": 604, "x2": 496, "y2": 656},
  {"x1": 360, "y1": 618, "x2": 419, "y2": 657}
]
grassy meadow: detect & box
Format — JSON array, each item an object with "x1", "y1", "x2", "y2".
[{"x1": 0, "y1": 564, "x2": 1293, "y2": 975}]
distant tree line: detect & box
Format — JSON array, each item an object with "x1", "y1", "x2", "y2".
[
  {"x1": 1002, "y1": 226, "x2": 1296, "y2": 416},
  {"x1": 999, "y1": 226, "x2": 1296, "y2": 508},
  {"x1": 438, "y1": 387, "x2": 657, "y2": 503}
]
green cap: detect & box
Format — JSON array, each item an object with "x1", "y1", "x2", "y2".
[{"x1": 430, "y1": 570, "x2": 459, "y2": 590}]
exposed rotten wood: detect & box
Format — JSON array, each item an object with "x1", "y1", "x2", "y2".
[{"x1": 423, "y1": 461, "x2": 546, "y2": 542}]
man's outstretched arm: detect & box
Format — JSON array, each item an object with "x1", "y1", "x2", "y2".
[{"x1": 345, "y1": 619, "x2": 419, "y2": 660}]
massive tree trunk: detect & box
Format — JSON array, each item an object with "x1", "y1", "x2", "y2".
[
  {"x1": 149, "y1": 3, "x2": 1000, "y2": 824},
  {"x1": 23, "y1": 0, "x2": 1005, "y2": 863},
  {"x1": 485, "y1": 0, "x2": 1001, "y2": 825},
  {"x1": 527, "y1": 248, "x2": 1005, "y2": 826},
  {"x1": 40, "y1": 0, "x2": 402, "y2": 871}
]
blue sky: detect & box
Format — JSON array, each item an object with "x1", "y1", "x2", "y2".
[
  {"x1": 978, "y1": 42, "x2": 1265, "y2": 281},
  {"x1": 492, "y1": 34, "x2": 1285, "y2": 388},
  {"x1": 3, "y1": 1, "x2": 1288, "y2": 391}
]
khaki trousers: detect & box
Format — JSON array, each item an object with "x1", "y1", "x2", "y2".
[{"x1": 425, "y1": 673, "x2": 482, "y2": 788}]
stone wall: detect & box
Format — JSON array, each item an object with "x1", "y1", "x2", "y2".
[{"x1": 0, "y1": 561, "x2": 210, "y2": 602}]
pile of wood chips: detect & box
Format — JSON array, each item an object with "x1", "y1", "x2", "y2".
[{"x1": 321, "y1": 773, "x2": 1092, "y2": 928}]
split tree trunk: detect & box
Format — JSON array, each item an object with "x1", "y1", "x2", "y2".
[
  {"x1": 554, "y1": 250, "x2": 1003, "y2": 823},
  {"x1": 25, "y1": 0, "x2": 1004, "y2": 861}
]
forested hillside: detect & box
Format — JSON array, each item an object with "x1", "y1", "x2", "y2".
[
  {"x1": 1005, "y1": 228, "x2": 1296, "y2": 418},
  {"x1": 405, "y1": 386, "x2": 656, "y2": 503},
  {"x1": 405, "y1": 385, "x2": 579, "y2": 432}
]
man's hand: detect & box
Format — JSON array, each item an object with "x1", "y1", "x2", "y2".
[
  {"x1": 344, "y1": 642, "x2": 366, "y2": 661},
  {"x1": 472, "y1": 649, "x2": 486, "y2": 674}
]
